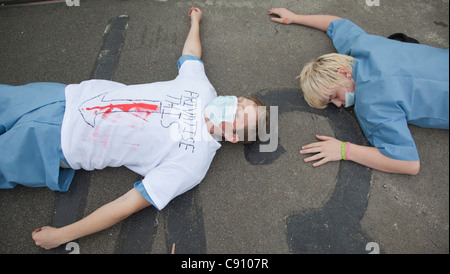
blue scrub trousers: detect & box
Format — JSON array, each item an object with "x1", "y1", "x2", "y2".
[{"x1": 0, "y1": 83, "x2": 75, "y2": 191}]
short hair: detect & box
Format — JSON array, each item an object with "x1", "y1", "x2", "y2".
[
  {"x1": 241, "y1": 97, "x2": 270, "y2": 144},
  {"x1": 298, "y1": 53, "x2": 355, "y2": 109}
]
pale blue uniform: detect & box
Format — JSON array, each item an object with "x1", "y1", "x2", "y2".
[
  {"x1": 327, "y1": 19, "x2": 449, "y2": 161},
  {"x1": 0, "y1": 82, "x2": 75, "y2": 190}
]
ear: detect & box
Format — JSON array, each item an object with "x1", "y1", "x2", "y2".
[{"x1": 338, "y1": 67, "x2": 351, "y2": 79}]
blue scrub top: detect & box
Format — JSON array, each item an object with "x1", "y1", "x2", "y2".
[{"x1": 327, "y1": 19, "x2": 449, "y2": 161}]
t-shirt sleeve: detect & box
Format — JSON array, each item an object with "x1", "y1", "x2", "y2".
[
  {"x1": 177, "y1": 59, "x2": 210, "y2": 83},
  {"x1": 139, "y1": 162, "x2": 205, "y2": 210},
  {"x1": 134, "y1": 181, "x2": 158, "y2": 209},
  {"x1": 326, "y1": 19, "x2": 367, "y2": 55}
]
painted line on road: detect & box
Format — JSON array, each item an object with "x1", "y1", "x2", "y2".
[
  {"x1": 47, "y1": 15, "x2": 129, "y2": 254},
  {"x1": 246, "y1": 89, "x2": 375, "y2": 254}
]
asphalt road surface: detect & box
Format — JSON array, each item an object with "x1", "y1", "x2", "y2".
[{"x1": 0, "y1": 0, "x2": 448, "y2": 254}]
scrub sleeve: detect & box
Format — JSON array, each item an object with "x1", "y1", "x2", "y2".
[{"x1": 0, "y1": 83, "x2": 75, "y2": 191}]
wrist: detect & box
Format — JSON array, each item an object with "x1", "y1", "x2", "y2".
[
  {"x1": 341, "y1": 142, "x2": 351, "y2": 161},
  {"x1": 57, "y1": 226, "x2": 77, "y2": 246},
  {"x1": 293, "y1": 14, "x2": 306, "y2": 25},
  {"x1": 345, "y1": 142, "x2": 351, "y2": 161},
  {"x1": 190, "y1": 17, "x2": 201, "y2": 25}
]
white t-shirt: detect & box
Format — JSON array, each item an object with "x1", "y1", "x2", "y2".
[{"x1": 61, "y1": 60, "x2": 222, "y2": 210}]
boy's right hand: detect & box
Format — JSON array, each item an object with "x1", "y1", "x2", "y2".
[
  {"x1": 268, "y1": 8, "x2": 297, "y2": 25},
  {"x1": 189, "y1": 7, "x2": 203, "y2": 24}
]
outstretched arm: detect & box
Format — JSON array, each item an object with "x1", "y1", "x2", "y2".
[
  {"x1": 182, "y1": 7, "x2": 203, "y2": 58},
  {"x1": 300, "y1": 135, "x2": 420, "y2": 175},
  {"x1": 268, "y1": 8, "x2": 341, "y2": 32},
  {"x1": 32, "y1": 188, "x2": 151, "y2": 250}
]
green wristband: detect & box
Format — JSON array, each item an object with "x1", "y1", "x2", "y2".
[{"x1": 341, "y1": 142, "x2": 347, "y2": 160}]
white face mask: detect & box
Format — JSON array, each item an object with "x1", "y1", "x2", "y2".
[
  {"x1": 204, "y1": 96, "x2": 238, "y2": 128},
  {"x1": 344, "y1": 87, "x2": 355, "y2": 108}
]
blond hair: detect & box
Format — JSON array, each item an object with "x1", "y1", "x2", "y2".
[{"x1": 298, "y1": 53, "x2": 355, "y2": 109}]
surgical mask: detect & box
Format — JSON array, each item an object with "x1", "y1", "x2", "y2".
[
  {"x1": 204, "y1": 96, "x2": 238, "y2": 128},
  {"x1": 344, "y1": 87, "x2": 355, "y2": 108}
]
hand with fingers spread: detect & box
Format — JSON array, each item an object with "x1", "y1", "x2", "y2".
[
  {"x1": 268, "y1": 8, "x2": 298, "y2": 25},
  {"x1": 300, "y1": 135, "x2": 343, "y2": 167}
]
